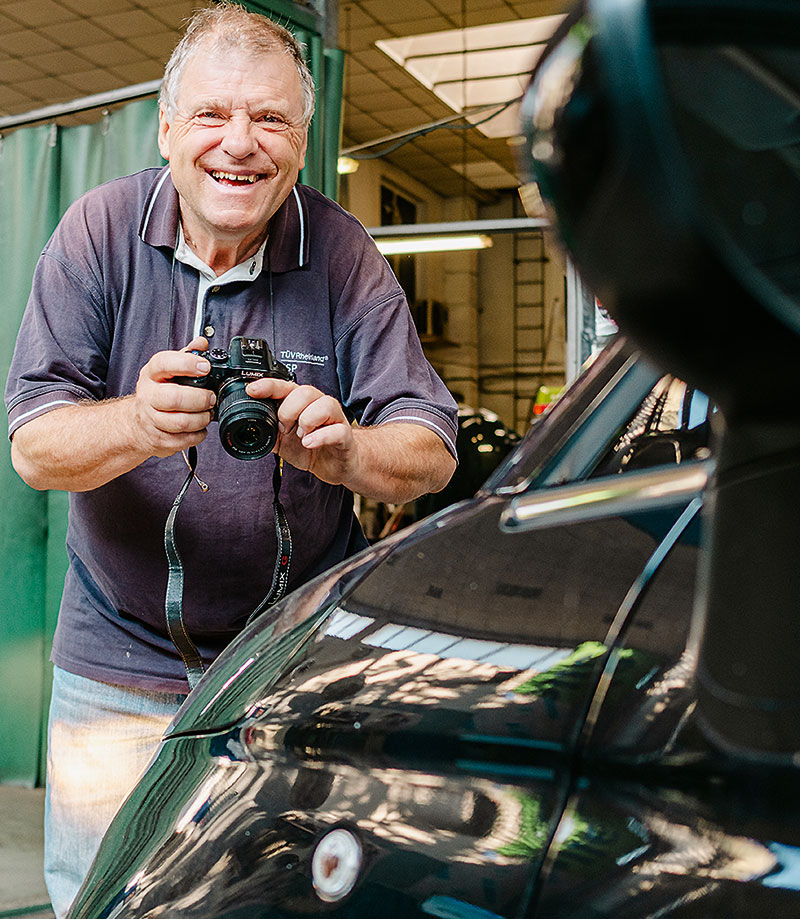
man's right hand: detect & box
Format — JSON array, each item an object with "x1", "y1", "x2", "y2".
[
  {"x1": 132, "y1": 336, "x2": 216, "y2": 457},
  {"x1": 10, "y1": 337, "x2": 217, "y2": 492}
]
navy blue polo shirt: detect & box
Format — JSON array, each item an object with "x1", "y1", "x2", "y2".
[{"x1": 5, "y1": 166, "x2": 457, "y2": 691}]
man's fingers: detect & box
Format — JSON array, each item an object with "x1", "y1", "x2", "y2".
[
  {"x1": 297, "y1": 420, "x2": 351, "y2": 449},
  {"x1": 274, "y1": 386, "x2": 345, "y2": 432},
  {"x1": 133, "y1": 342, "x2": 216, "y2": 452},
  {"x1": 293, "y1": 396, "x2": 348, "y2": 439},
  {"x1": 154, "y1": 407, "x2": 214, "y2": 435},
  {"x1": 182, "y1": 336, "x2": 209, "y2": 353},
  {"x1": 245, "y1": 376, "x2": 297, "y2": 401},
  {"x1": 241, "y1": 380, "x2": 352, "y2": 456},
  {"x1": 144, "y1": 346, "x2": 211, "y2": 384},
  {"x1": 148, "y1": 380, "x2": 215, "y2": 414}
]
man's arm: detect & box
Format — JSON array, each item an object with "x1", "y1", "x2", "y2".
[
  {"x1": 330, "y1": 421, "x2": 456, "y2": 504},
  {"x1": 10, "y1": 339, "x2": 215, "y2": 492},
  {"x1": 247, "y1": 378, "x2": 456, "y2": 503}
]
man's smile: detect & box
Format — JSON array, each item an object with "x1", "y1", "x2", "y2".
[{"x1": 208, "y1": 170, "x2": 266, "y2": 185}]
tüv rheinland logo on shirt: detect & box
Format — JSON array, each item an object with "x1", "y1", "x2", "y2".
[{"x1": 280, "y1": 349, "x2": 330, "y2": 376}]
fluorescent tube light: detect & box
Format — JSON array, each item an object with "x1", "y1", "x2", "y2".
[{"x1": 376, "y1": 234, "x2": 493, "y2": 255}]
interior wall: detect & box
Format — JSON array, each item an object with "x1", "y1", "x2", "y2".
[
  {"x1": 344, "y1": 166, "x2": 568, "y2": 436},
  {"x1": 477, "y1": 194, "x2": 567, "y2": 434}
]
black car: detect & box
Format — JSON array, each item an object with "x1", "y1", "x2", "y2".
[{"x1": 67, "y1": 333, "x2": 776, "y2": 919}]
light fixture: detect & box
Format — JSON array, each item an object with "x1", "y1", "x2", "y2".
[
  {"x1": 337, "y1": 155, "x2": 359, "y2": 175},
  {"x1": 375, "y1": 234, "x2": 493, "y2": 255}
]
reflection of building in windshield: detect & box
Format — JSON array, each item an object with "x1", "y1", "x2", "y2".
[{"x1": 326, "y1": 607, "x2": 572, "y2": 673}]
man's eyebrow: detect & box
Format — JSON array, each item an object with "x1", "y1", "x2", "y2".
[{"x1": 193, "y1": 98, "x2": 228, "y2": 112}]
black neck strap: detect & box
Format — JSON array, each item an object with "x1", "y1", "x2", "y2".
[{"x1": 164, "y1": 449, "x2": 293, "y2": 689}]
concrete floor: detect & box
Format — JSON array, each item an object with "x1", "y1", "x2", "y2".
[{"x1": 0, "y1": 786, "x2": 54, "y2": 919}]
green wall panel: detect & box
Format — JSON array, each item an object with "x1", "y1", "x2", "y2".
[{"x1": 0, "y1": 106, "x2": 165, "y2": 786}]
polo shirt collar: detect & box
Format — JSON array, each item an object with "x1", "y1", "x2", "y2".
[
  {"x1": 174, "y1": 223, "x2": 266, "y2": 283},
  {"x1": 139, "y1": 166, "x2": 310, "y2": 272},
  {"x1": 266, "y1": 186, "x2": 310, "y2": 273}
]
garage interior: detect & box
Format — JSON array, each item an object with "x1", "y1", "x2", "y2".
[
  {"x1": 0, "y1": 0, "x2": 597, "y2": 433},
  {"x1": 0, "y1": 0, "x2": 586, "y2": 912}
]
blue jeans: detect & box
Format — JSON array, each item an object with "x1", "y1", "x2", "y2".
[{"x1": 44, "y1": 667, "x2": 186, "y2": 918}]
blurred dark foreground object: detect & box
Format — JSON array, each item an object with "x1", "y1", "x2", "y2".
[{"x1": 519, "y1": 0, "x2": 800, "y2": 762}]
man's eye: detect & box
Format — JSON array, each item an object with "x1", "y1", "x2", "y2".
[
  {"x1": 259, "y1": 114, "x2": 289, "y2": 130},
  {"x1": 196, "y1": 112, "x2": 224, "y2": 123}
]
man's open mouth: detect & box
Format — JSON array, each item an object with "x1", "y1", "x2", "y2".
[{"x1": 209, "y1": 170, "x2": 264, "y2": 185}]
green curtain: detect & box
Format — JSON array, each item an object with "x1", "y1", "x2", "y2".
[
  {"x1": 0, "y1": 101, "x2": 164, "y2": 786},
  {"x1": 0, "y1": 124, "x2": 61, "y2": 786},
  {"x1": 0, "y1": 30, "x2": 343, "y2": 786}
]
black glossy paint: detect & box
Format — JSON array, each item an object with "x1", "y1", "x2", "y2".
[
  {"x1": 75, "y1": 492, "x2": 694, "y2": 917},
  {"x1": 67, "y1": 328, "x2": 798, "y2": 919},
  {"x1": 536, "y1": 772, "x2": 800, "y2": 917}
]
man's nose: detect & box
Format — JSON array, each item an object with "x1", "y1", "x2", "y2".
[{"x1": 221, "y1": 116, "x2": 258, "y2": 158}]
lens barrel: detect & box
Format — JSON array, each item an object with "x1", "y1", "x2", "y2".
[{"x1": 217, "y1": 377, "x2": 278, "y2": 460}]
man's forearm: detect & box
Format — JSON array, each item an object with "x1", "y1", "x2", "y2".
[
  {"x1": 10, "y1": 342, "x2": 216, "y2": 492},
  {"x1": 10, "y1": 398, "x2": 153, "y2": 492},
  {"x1": 345, "y1": 423, "x2": 456, "y2": 504}
]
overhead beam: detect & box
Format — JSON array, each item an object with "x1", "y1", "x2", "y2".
[{"x1": 0, "y1": 80, "x2": 162, "y2": 132}]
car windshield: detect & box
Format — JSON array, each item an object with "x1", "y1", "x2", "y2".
[
  {"x1": 591, "y1": 374, "x2": 712, "y2": 476},
  {"x1": 485, "y1": 337, "x2": 713, "y2": 493}
]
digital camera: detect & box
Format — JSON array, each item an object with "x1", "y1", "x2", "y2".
[{"x1": 175, "y1": 336, "x2": 295, "y2": 460}]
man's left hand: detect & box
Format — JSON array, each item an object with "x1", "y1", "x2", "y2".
[
  {"x1": 245, "y1": 377, "x2": 456, "y2": 503},
  {"x1": 246, "y1": 377, "x2": 355, "y2": 485}
]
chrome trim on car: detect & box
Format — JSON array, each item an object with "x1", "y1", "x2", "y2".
[{"x1": 499, "y1": 460, "x2": 713, "y2": 532}]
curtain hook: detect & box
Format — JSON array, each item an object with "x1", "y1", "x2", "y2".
[
  {"x1": 101, "y1": 107, "x2": 111, "y2": 136},
  {"x1": 48, "y1": 122, "x2": 57, "y2": 147}
]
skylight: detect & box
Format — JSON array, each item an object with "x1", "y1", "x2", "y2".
[{"x1": 376, "y1": 15, "x2": 566, "y2": 139}]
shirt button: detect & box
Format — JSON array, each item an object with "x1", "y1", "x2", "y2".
[
  {"x1": 204, "y1": 325, "x2": 215, "y2": 338},
  {"x1": 211, "y1": 285, "x2": 220, "y2": 293}
]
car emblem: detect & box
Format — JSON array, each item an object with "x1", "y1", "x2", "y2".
[{"x1": 311, "y1": 828, "x2": 363, "y2": 902}]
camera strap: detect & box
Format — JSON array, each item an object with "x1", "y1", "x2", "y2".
[
  {"x1": 246, "y1": 457, "x2": 292, "y2": 625},
  {"x1": 164, "y1": 449, "x2": 293, "y2": 690},
  {"x1": 164, "y1": 445, "x2": 205, "y2": 689}
]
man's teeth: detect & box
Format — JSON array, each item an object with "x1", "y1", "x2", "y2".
[{"x1": 211, "y1": 171, "x2": 259, "y2": 183}]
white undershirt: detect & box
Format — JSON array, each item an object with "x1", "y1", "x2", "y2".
[{"x1": 174, "y1": 225, "x2": 268, "y2": 339}]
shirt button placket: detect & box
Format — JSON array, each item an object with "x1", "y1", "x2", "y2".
[{"x1": 205, "y1": 285, "x2": 221, "y2": 339}]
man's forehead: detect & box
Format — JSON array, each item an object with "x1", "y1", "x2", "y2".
[
  {"x1": 183, "y1": 42, "x2": 293, "y2": 76},
  {"x1": 175, "y1": 47, "x2": 303, "y2": 108}
]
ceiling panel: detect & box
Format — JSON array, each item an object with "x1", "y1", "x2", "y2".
[{"x1": 342, "y1": 0, "x2": 567, "y2": 195}]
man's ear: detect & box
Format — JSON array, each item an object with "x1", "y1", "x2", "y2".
[
  {"x1": 298, "y1": 129, "x2": 308, "y2": 171},
  {"x1": 157, "y1": 107, "x2": 171, "y2": 161}
]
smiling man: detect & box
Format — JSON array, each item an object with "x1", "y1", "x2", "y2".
[
  {"x1": 4, "y1": 4, "x2": 457, "y2": 916},
  {"x1": 157, "y1": 29, "x2": 311, "y2": 274}
]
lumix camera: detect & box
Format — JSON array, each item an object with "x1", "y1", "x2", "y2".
[{"x1": 175, "y1": 336, "x2": 295, "y2": 460}]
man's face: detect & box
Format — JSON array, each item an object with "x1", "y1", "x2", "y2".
[{"x1": 158, "y1": 46, "x2": 309, "y2": 254}]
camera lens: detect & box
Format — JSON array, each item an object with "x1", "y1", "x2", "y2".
[{"x1": 216, "y1": 377, "x2": 279, "y2": 460}]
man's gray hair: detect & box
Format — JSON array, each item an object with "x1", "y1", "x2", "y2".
[{"x1": 160, "y1": 2, "x2": 316, "y2": 126}]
